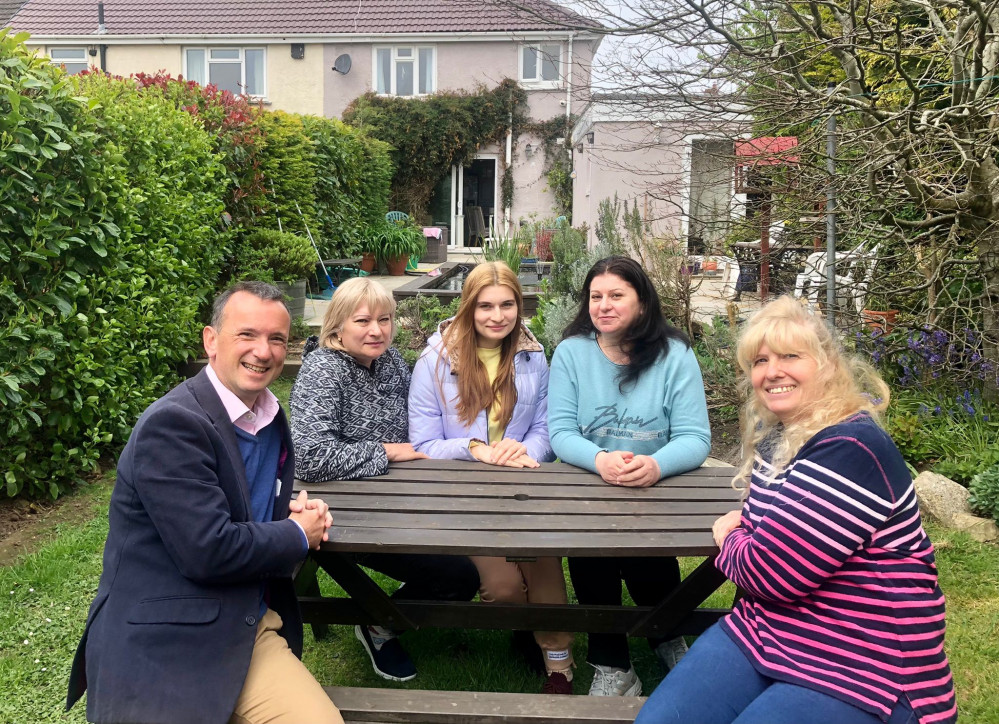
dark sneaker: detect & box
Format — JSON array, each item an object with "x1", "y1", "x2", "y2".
[
  {"x1": 512, "y1": 630, "x2": 545, "y2": 675},
  {"x1": 654, "y1": 636, "x2": 689, "y2": 673},
  {"x1": 354, "y1": 625, "x2": 417, "y2": 682},
  {"x1": 543, "y1": 671, "x2": 573, "y2": 695}
]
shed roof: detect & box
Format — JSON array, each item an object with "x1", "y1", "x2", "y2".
[{"x1": 735, "y1": 136, "x2": 799, "y2": 165}]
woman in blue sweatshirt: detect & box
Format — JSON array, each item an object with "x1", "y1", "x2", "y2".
[{"x1": 548, "y1": 256, "x2": 711, "y2": 697}]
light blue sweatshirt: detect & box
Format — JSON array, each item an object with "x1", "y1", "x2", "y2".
[{"x1": 547, "y1": 335, "x2": 711, "y2": 478}]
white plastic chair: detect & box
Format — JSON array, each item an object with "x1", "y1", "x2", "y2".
[
  {"x1": 719, "y1": 256, "x2": 740, "y2": 299},
  {"x1": 793, "y1": 242, "x2": 880, "y2": 313}
]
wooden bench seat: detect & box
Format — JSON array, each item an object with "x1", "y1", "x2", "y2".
[{"x1": 328, "y1": 686, "x2": 646, "y2": 724}]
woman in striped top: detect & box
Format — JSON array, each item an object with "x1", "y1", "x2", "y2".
[{"x1": 636, "y1": 296, "x2": 956, "y2": 724}]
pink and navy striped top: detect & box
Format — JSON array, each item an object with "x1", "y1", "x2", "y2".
[{"x1": 717, "y1": 414, "x2": 957, "y2": 724}]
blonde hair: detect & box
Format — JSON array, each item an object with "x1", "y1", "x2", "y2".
[
  {"x1": 319, "y1": 277, "x2": 397, "y2": 353},
  {"x1": 733, "y1": 296, "x2": 890, "y2": 487},
  {"x1": 440, "y1": 261, "x2": 524, "y2": 428}
]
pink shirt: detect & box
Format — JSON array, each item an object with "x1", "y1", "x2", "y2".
[
  {"x1": 205, "y1": 364, "x2": 308, "y2": 549},
  {"x1": 205, "y1": 364, "x2": 280, "y2": 435}
]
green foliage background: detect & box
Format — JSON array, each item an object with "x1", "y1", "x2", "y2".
[
  {"x1": 300, "y1": 115, "x2": 393, "y2": 258},
  {"x1": 0, "y1": 35, "x2": 394, "y2": 498},
  {"x1": 1, "y1": 38, "x2": 228, "y2": 498}
]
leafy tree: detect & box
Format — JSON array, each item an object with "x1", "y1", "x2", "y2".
[{"x1": 498, "y1": 0, "x2": 999, "y2": 385}]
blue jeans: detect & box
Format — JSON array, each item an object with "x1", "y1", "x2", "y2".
[{"x1": 635, "y1": 624, "x2": 917, "y2": 724}]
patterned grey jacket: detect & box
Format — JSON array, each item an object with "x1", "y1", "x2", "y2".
[{"x1": 289, "y1": 337, "x2": 411, "y2": 481}]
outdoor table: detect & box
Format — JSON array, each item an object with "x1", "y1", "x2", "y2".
[
  {"x1": 294, "y1": 460, "x2": 742, "y2": 641},
  {"x1": 320, "y1": 257, "x2": 363, "y2": 285}
]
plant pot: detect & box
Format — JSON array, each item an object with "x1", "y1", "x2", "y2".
[
  {"x1": 274, "y1": 279, "x2": 307, "y2": 320},
  {"x1": 359, "y1": 252, "x2": 377, "y2": 273},
  {"x1": 862, "y1": 309, "x2": 899, "y2": 334},
  {"x1": 384, "y1": 254, "x2": 410, "y2": 276}
]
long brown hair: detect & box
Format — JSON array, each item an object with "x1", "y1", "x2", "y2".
[
  {"x1": 440, "y1": 261, "x2": 523, "y2": 428},
  {"x1": 733, "y1": 295, "x2": 890, "y2": 489}
]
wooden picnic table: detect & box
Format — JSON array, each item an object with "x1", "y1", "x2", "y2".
[{"x1": 294, "y1": 460, "x2": 742, "y2": 641}]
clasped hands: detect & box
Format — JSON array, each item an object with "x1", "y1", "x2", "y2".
[
  {"x1": 288, "y1": 490, "x2": 333, "y2": 550},
  {"x1": 470, "y1": 438, "x2": 540, "y2": 468},
  {"x1": 595, "y1": 450, "x2": 660, "y2": 487}
]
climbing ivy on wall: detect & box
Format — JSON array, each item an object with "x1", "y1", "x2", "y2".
[
  {"x1": 343, "y1": 79, "x2": 529, "y2": 220},
  {"x1": 525, "y1": 114, "x2": 576, "y2": 221}
]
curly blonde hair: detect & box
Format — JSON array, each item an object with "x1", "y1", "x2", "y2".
[{"x1": 733, "y1": 296, "x2": 890, "y2": 488}]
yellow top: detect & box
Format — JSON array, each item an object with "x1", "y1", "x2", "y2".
[{"x1": 476, "y1": 345, "x2": 505, "y2": 445}]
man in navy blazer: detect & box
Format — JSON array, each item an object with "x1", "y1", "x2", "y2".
[{"x1": 67, "y1": 282, "x2": 342, "y2": 724}]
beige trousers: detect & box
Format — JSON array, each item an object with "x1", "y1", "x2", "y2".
[
  {"x1": 471, "y1": 555, "x2": 574, "y2": 675},
  {"x1": 229, "y1": 608, "x2": 343, "y2": 724}
]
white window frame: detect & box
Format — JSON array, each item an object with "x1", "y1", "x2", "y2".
[
  {"x1": 183, "y1": 47, "x2": 267, "y2": 98},
  {"x1": 372, "y1": 46, "x2": 436, "y2": 97},
  {"x1": 49, "y1": 47, "x2": 89, "y2": 75},
  {"x1": 519, "y1": 43, "x2": 562, "y2": 88}
]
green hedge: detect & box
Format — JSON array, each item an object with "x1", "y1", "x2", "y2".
[
  {"x1": 301, "y1": 115, "x2": 392, "y2": 258},
  {"x1": 1, "y1": 41, "x2": 394, "y2": 498},
  {"x1": 0, "y1": 36, "x2": 228, "y2": 498}
]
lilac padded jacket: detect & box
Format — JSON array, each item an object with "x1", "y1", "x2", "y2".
[{"x1": 408, "y1": 319, "x2": 555, "y2": 463}]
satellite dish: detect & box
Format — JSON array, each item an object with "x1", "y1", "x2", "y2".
[{"x1": 332, "y1": 54, "x2": 352, "y2": 75}]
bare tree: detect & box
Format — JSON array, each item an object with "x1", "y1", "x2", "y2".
[{"x1": 488, "y1": 0, "x2": 999, "y2": 383}]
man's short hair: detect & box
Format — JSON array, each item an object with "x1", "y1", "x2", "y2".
[{"x1": 211, "y1": 281, "x2": 290, "y2": 329}]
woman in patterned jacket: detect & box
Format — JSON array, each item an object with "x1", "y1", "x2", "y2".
[
  {"x1": 636, "y1": 296, "x2": 956, "y2": 724},
  {"x1": 290, "y1": 276, "x2": 479, "y2": 684}
]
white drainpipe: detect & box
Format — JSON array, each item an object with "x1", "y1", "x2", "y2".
[
  {"x1": 565, "y1": 32, "x2": 574, "y2": 119},
  {"x1": 505, "y1": 110, "x2": 513, "y2": 238}
]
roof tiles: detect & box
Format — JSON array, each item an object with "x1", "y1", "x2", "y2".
[{"x1": 9, "y1": 0, "x2": 600, "y2": 36}]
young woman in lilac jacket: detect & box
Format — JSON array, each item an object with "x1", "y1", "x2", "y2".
[{"x1": 408, "y1": 261, "x2": 573, "y2": 695}]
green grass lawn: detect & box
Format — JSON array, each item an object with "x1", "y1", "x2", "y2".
[{"x1": 1, "y1": 472, "x2": 995, "y2": 722}]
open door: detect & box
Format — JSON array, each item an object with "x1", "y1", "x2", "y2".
[{"x1": 428, "y1": 156, "x2": 499, "y2": 249}]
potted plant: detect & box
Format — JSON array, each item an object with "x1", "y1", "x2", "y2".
[
  {"x1": 235, "y1": 228, "x2": 317, "y2": 318},
  {"x1": 378, "y1": 219, "x2": 426, "y2": 275},
  {"x1": 358, "y1": 225, "x2": 381, "y2": 273}
]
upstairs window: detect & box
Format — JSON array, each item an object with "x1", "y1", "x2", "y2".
[
  {"x1": 374, "y1": 46, "x2": 435, "y2": 96},
  {"x1": 520, "y1": 44, "x2": 561, "y2": 87},
  {"x1": 49, "y1": 47, "x2": 89, "y2": 75},
  {"x1": 184, "y1": 47, "x2": 266, "y2": 97}
]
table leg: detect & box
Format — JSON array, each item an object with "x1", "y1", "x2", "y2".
[
  {"x1": 313, "y1": 551, "x2": 419, "y2": 631},
  {"x1": 293, "y1": 557, "x2": 329, "y2": 641},
  {"x1": 627, "y1": 555, "x2": 729, "y2": 638}
]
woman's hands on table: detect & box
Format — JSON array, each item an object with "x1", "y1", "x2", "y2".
[
  {"x1": 596, "y1": 451, "x2": 661, "y2": 487},
  {"x1": 470, "y1": 438, "x2": 540, "y2": 468},
  {"x1": 712, "y1": 509, "x2": 743, "y2": 548},
  {"x1": 383, "y1": 442, "x2": 429, "y2": 462}
]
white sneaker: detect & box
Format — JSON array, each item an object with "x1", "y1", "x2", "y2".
[
  {"x1": 588, "y1": 663, "x2": 642, "y2": 696},
  {"x1": 655, "y1": 636, "x2": 689, "y2": 672}
]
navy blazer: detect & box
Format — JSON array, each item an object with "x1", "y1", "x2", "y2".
[{"x1": 67, "y1": 370, "x2": 305, "y2": 724}]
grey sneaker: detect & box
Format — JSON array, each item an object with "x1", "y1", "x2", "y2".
[
  {"x1": 588, "y1": 663, "x2": 642, "y2": 696},
  {"x1": 655, "y1": 636, "x2": 689, "y2": 673}
]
